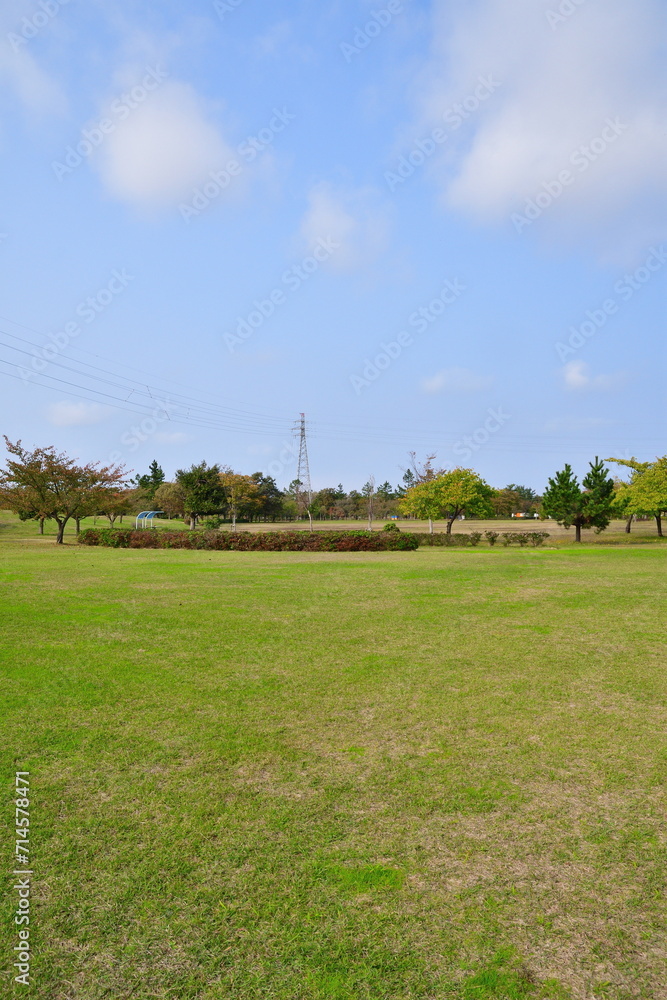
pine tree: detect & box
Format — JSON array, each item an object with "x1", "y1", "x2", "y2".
[
  {"x1": 542, "y1": 458, "x2": 614, "y2": 542},
  {"x1": 134, "y1": 460, "x2": 165, "y2": 505}
]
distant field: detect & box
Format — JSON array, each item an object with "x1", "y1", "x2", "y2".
[
  {"x1": 1, "y1": 510, "x2": 665, "y2": 545},
  {"x1": 1, "y1": 530, "x2": 666, "y2": 998}
]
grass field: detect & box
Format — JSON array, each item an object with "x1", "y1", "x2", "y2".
[
  {"x1": 1, "y1": 519, "x2": 666, "y2": 998},
  {"x1": 2, "y1": 509, "x2": 666, "y2": 545}
]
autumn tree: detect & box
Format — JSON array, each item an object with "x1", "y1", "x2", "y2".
[
  {"x1": 542, "y1": 458, "x2": 614, "y2": 542},
  {"x1": 0, "y1": 438, "x2": 125, "y2": 544},
  {"x1": 504, "y1": 484, "x2": 539, "y2": 514},
  {"x1": 97, "y1": 488, "x2": 140, "y2": 526},
  {"x1": 153, "y1": 481, "x2": 186, "y2": 520},
  {"x1": 400, "y1": 468, "x2": 494, "y2": 534},
  {"x1": 492, "y1": 488, "x2": 521, "y2": 517},
  {"x1": 219, "y1": 470, "x2": 262, "y2": 531}
]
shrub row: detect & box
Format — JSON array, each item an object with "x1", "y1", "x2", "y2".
[
  {"x1": 415, "y1": 531, "x2": 550, "y2": 547},
  {"x1": 77, "y1": 528, "x2": 420, "y2": 552}
]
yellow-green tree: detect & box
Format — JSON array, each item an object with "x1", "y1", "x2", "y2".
[
  {"x1": 399, "y1": 468, "x2": 494, "y2": 534},
  {"x1": 607, "y1": 456, "x2": 667, "y2": 536},
  {"x1": 219, "y1": 470, "x2": 262, "y2": 531}
]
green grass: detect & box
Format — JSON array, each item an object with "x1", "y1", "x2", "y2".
[{"x1": 1, "y1": 528, "x2": 666, "y2": 998}]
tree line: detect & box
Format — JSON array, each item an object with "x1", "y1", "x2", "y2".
[{"x1": 0, "y1": 437, "x2": 665, "y2": 544}]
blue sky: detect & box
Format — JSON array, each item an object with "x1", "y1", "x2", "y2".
[{"x1": 1, "y1": 0, "x2": 665, "y2": 491}]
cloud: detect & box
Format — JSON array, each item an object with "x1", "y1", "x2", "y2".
[
  {"x1": 417, "y1": 0, "x2": 667, "y2": 261},
  {"x1": 561, "y1": 360, "x2": 625, "y2": 391},
  {"x1": 421, "y1": 366, "x2": 494, "y2": 394},
  {"x1": 299, "y1": 182, "x2": 390, "y2": 271},
  {"x1": 0, "y1": 32, "x2": 66, "y2": 115},
  {"x1": 93, "y1": 80, "x2": 236, "y2": 207},
  {"x1": 47, "y1": 401, "x2": 111, "y2": 427}
]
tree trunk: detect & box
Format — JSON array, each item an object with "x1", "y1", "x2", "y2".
[
  {"x1": 39, "y1": 517, "x2": 45, "y2": 535},
  {"x1": 428, "y1": 518, "x2": 434, "y2": 534},
  {"x1": 189, "y1": 515, "x2": 196, "y2": 531},
  {"x1": 625, "y1": 515, "x2": 632, "y2": 534},
  {"x1": 232, "y1": 511, "x2": 236, "y2": 532},
  {"x1": 75, "y1": 517, "x2": 81, "y2": 534},
  {"x1": 656, "y1": 514, "x2": 663, "y2": 537},
  {"x1": 575, "y1": 521, "x2": 582, "y2": 542},
  {"x1": 446, "y1": 516, "x2": 454, "y2": 535},
  {"x1": 308, "y1": 510, "x2": 313, "y2": 532},
  {"x1": 55, "y1": 518, "x2": 67, "y2": 544}
]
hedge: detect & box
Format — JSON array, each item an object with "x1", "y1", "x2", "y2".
[
  {"x1": 77, "y1": 528, "x2": 420, "y2": 552},
  {"x1": 414, "y1": 531, "x2": 550, "y2": 547}
]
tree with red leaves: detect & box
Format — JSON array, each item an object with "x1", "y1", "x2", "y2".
[{"x1": 0, "y1": 437, "x2": 126, "y2": 544}]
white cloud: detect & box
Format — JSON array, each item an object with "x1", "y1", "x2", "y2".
[
  {"x1": 417, "y1": 0, "x2": 667, "y2": 260},
  {"x1": 421, "y1": 366, "x2": 494, "y2": 394},
  {"x1": 0, "y1": 27, "x2": 66, "y2": 115},
  {"x1": 93, "y1": 81, "x2": 236, "y2": 207},
  {"x1": 561, "y1": 360, "x2": 625, "y2": 391},
  {"x1": 299, "y1": 182, "x2": 390, "y2": 271},
  {"x1": 47, "y1": 401, "x2": 111, "y2": 427}
]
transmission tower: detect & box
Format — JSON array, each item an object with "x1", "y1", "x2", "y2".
[{"x1": 293, "y1": 412, "x2": 312, "y2": 507}]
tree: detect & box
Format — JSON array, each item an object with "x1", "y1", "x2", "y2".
[
  {"x1": 542, "y1": 458, "x2": 614, "y2": 542},
  {"x1": 175, "y1": 461, "x2": 224, "y2": 529},
  {"x1": 609, "y1": 478, "x2": 633, "y2": 533},
  {"x1": 16, "y1": 503, "x2": 51, "y2": 535},
  {"x1": 219, "y1": 470, "x2": 262, "y2": 531},
  {"x1": 504, "y1": 484, "x2": 539, "y2": 514},
  {"x1": 98, "y1": 488, "x2": 142, "y2": 526},
  {"x1": 400, "y1": 468, "x2": 494, "y2": 534},
  {"x1": 607, "y1": 456, "x2": 667, "y2": 536},
  {"x1": 0, "y1": 438, "x2": 125, "y2": 544},
  {"x1": 250, "y1": 473, "x2": 284, "y2": 521},
  {"x1": 153, "y1": 481, "x2": 186, "y2": 520},
  {"x1": 287, "y1": 478, "x2": 314, "y2": 530},
  {"x1": 624, "y1": 458, "x2": 667, "y2": 537},
  {"x1": 132, "y1": 460, "x2": 165, "y2": 505},
  {"x1": 362, "y1": 476, "x2": 376, "y2": 531},
  {"x1": 492, "y1": 488, "x2": 521, "y2": 517}
]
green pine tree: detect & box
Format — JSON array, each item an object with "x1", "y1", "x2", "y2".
[{"x1": 542, "y1": 458, "x2": 614, "y2": 542}]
